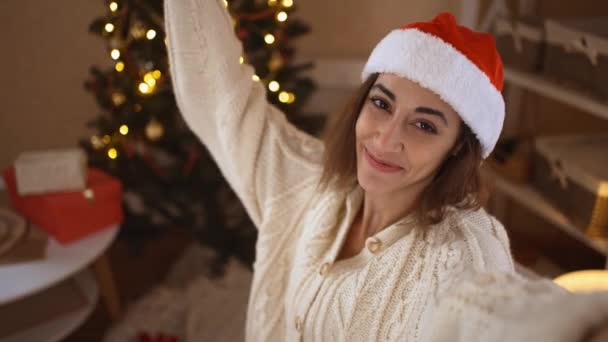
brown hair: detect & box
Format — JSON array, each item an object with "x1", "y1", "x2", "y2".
[{"x1": 319, "y1": 73, "x2": 490, "y2": 227}]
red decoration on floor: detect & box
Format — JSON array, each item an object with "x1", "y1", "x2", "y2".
[{"x1": 137, "y1": 332, "x2": 179, "y2": 342}]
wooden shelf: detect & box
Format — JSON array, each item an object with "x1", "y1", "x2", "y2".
[
  {"x1": 487, "y1": 170, "x2": 608, "y2": 257},
  {"x1": 504, "y1": 67, "x2": 608, "y2": 121}
]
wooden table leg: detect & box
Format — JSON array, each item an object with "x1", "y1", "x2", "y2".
[{"x1": 91, "y1": 252, "x2": 121, "y2": 321}]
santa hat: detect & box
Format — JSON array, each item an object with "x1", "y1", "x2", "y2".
[{"x1": 361, "y1": 12, "x2": 504, "y2": 158}]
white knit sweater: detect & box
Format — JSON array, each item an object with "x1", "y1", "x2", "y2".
[{"x1": 164, "y1": 1, "x2": 608, "y2": 341}]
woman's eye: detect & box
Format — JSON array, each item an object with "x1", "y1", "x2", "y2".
[
  {"x1": 415, "y1": 121, "x2": 437, "y2": 134},
  {"x1": 370, "y1": 97, "x2": 390, "y2": 111}
]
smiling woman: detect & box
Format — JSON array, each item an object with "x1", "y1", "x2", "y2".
[
  {"x1": 321, "y1": 73, "x2": 488, "y2": 227},
  {"x1": 164, "y1": 0, "x2": 608, "y2": 341}
]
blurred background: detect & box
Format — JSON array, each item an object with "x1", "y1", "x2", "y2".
[{"x1": 1, "y1": 0, "x2": 608, "y2": 341}]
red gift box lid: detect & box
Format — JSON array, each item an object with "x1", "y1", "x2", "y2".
[{"x1": 2, "y1": 167, "x2": 123, "y2": 244}]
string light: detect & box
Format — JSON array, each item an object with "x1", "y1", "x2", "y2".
[
  {"x1": 119, "y1": 124, "x2": 129, "y2": 135},
  {"x1": 268, "y1": 0, "x2": 277, "y2": 5},
  {"x1": 115, "y1": 61, "x2": 125, "y2": 72},
  {"x1": 152, "y1": 70, "x2": 162, "y2": 79},
  {"x1": 102, "y1": 135, "x2": 111, "y2": 144},
  {"x1": 264, "y1": 33, "x2": 275, "y2": 44},
  {"x1": 239, "y1": 56, "x2": 244, "y2": 64},
  {"x1": 287, "y1": 92, "x2": 296, "y2": 104},
  {"x1": 109, "y1": 2, "x2": 118, "y2": 12},
  {"x1": 104, "y1": 23, "x2": 115, "y2": 33},
  {"x1": 139, "y1": 82, "x2": 151, "y2": 94},
  {"x1": 276, "y1": 11, "x2": 288, "y2": 22},
  {"x1": 278, "y1": 91, "x2": 290, "y2": 103},
  {"x1": 110, "y1": 49, "x2": 120, "y2": 60},
  {"x1": 282, "y1": 0, "x2": 293, "y2": 7},
  {"x1": 112, "y1": 92, "x2": 126, "y2": 106},
  {"x1": 146, "y1": 29, "x2": 156, "y2": 40},
  {"x1": 108, "y1": 148, "x2": 118, "y2": 159},
  {"x1": 252, "y1": 74, "x2": 260, "y2": 82},
  {"x1": 268, "y1": 81, "x2": 280, "y2": 92},
  {"x1": 144, "y1": 73, "x2": 156, "y2": 87},
  {"x1": 223, "y1": 0, "x2": 228, "y2": 7}
]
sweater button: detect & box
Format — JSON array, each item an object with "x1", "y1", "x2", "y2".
[
  {"x1": 366, "y1": 236, "x2": 382, "y2": 253},
  {"x1": 319, "y1": 262, "x2": 331, "y2": 276},
  {"x1": 295, "y1": 316, "x2": 304, "y2": 332}
]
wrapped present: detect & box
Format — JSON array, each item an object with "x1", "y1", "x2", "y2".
[
  {"x1": 532, "y1": 134, "x2": 608, "y2": 238},
  {"x1": 14, "y1": 147, "x2": 87, "y2": 195},
  {"x1": 544, "y1": 17, "x2": 608, "y2": 100},
  {"x1": 2, "y1": 167, "x2": 123, "y2": 244}
]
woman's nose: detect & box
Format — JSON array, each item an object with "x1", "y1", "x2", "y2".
[{"x1": 375, "y1": 120, "x2": 404, "y2": 152}]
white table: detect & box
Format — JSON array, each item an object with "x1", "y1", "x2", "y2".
[{"x1": 0, "y1": 220, "x2": 119, "y2": 342}]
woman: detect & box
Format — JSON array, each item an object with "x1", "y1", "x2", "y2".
[{"x1": 164, "y1": 0, "x2": 608, "y2": 340}]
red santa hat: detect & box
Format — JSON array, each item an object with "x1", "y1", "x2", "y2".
[{"x1": 361, "y1": 12, "x2": 505, "y2": 158}]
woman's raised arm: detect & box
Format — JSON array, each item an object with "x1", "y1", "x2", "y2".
[{"x1": 164, "y1": 0, "x2": 323, "y2": 227}]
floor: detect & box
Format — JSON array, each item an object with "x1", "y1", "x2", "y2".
[{"x1": 62, "y1": 227, "x2": 193, "y2": 342}]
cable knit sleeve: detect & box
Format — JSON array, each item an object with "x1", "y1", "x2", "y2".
[
  {"x1": 164, "y1": 0, "x2": 323, "y2": 227},
  {"x1": 420, "y1": 270, "x2": 608, "y2": 342}
]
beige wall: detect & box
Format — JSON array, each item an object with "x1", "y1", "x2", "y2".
[
  {"x1": 295, "y1": 0, "x2": 458, "y2": 59},
  {"x1": 0, "y1": 0, "x2": 109, "y2": 169},
  {"x1": 0, "y1": 0, "x2": 458, "y2": 169}
]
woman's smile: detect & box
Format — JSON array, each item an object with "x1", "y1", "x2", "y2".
[{"x1": 363, "y1": 147, "x2": 403, "y2": 173}]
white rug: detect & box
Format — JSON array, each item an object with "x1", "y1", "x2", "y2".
[{"x1": 103, "y1": 243, "x2": 252, "y2": 342}]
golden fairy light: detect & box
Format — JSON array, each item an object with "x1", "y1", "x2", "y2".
[
  {"x1": 287, "y1": 92, "x2": 296, "y2": 104},
  {"x1": 119, "y1": 124, "x2": 129, "y2": 135},
  {"x1": 139, "y1": 82, "x2": 151, "y2": 94},
  {"x1": 109, "y1": 2, "x2": 118, "y2": 12},
  {"x1": 110, "y1": 49, "x2": 120, "y2": 60},
  {"x1": 264, "y1": 33, "x2": 275, "y2": 44},
  {"x1": 268, "y1": 81, "x2": 280, "y2": 92},
  {"x1": 276, "y1": 11, "x2": 288, "y2": 22},
  {"x1": 278, "y1": 91, "x2": 290, "y2": 103},
  {"x1": 268, "y1": 0, "x2": 277, "y2": 5},
  {"x1": 282, "y1": 0, "x2": 293, "y2": 7},
  {"x1": 152, "y1": 70, "x2": 162, "y2": 79},
  {"x1": 252, "y1": 74, "x2": 260, "y2": 82},
  {"x1": 144, "y1": 73, "x2": 156, "y2": 87},
  {"x1": 146, "y1": 29, "x2": 157, "y2": 40},
  {"x1": 105, "y1": 23, "x2": 115, "y2": 33},
  {"x1": 108, "y1": 148, "x2": 118, "y2": 159},
  {"x1": 223, "y1": 0, "x2": 228, "y2": 7},
  {"x1": 239, "y1": 56, "x2": 244, "y2": 64},
  {"x1": 115, "y1": 61, "x2": 125, "y2": 72},
  {"x1": 102, "y1": 135, "x2": 111, "y2": 145}
]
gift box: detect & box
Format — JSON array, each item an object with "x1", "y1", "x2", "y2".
[
  {"x1": 2, "y1": 167, "x2": 123, "y2": 244},
  {"x1": 544, "y1": 17, "x2": 608, "y2": 100},
  {"x1": 14, "y1": 148, "x2": 87, "y2": 195},
  {"x1": 532, "y1": 134, "x2": 608, "y2": 238}
]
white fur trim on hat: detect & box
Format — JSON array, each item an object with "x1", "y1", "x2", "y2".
[{"x1": 361, "y1": 29, "x2": 505, "y2": 158}]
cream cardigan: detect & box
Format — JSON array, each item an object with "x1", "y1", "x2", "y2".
[{"x1": 164, "y1": 0, "x2": 608, "y2": 340}]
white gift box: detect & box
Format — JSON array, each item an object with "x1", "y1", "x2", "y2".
[{"x1": 14, "y1": 148, "x2": 88, "y2": 195}]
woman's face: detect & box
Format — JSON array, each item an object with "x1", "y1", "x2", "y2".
[{"x1": 355, "y1": 73, "x2": 463, "y2": 197}]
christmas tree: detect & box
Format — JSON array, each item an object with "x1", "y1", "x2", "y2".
[{"x1": 81, "y1": 0, "x2": 315, "y2": 267}]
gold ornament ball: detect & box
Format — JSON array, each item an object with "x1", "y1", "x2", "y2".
[
  {"x1": 269, "y1": 52, "x2": 283, "y2": 71},
  {"x1": 131, "y1": 22, "x2": 147, "y2": 39},
  {"x1": 112, "y1": 92, "x2": 126, "y2": 106},
  {"x1": 146, "y1": 118, "x2": 164, "y2": 141}
]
